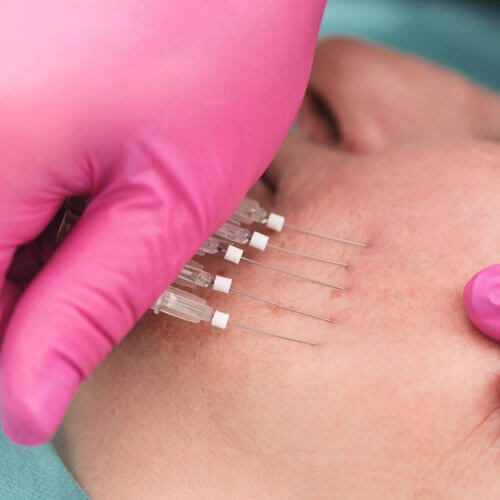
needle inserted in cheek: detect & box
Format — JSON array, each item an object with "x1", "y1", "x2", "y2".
[
  {"x1": 283, "y1": 223, "x2": 367, "y2": 248},
  {"x1": 152, "y1": 286, "x2": 316, "y2": 346},
  {"x1": 230, "y1": 322, "x2": 316, "y2": 346},
  {"x1": 239, "y1": 255, "x2": 345, "y2": 291},
  {"x1": 174, "y1": 260, "x2": 333, "y2": 323},
  {"x1": 231, "y1": 197, "x2": 367, "y2": 248},
  {"x1": 197, "y1": 238, "x2": 346, "y2": 291},
  {"x1": 266, "y1": 243, "x2": 348, "y2": 267},
  {"x1": 214, "y1": 221, "x2": 348, "y2": 267},
  {"x1": 53, "y1": 193, "x2": 364, "y2": 349},
  {"x1": 231, "y1": 287, "x2": 333, "y2": 323}
]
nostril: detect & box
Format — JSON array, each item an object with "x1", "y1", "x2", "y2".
[
  {"x1": 298, "y1": 88, "x2": 342, "y2": 146},
  {"x1": 308, "y1": 89, "x2": 342, "y2": 143},
  {"x1": 299, "y1": 89, "x2": 389, "y2": 154}
]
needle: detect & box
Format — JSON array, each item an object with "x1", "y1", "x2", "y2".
[
  {"x1": 232, "y1": 288, "x2": 333, "y2": 323},
  {"x1": 231, "y1": 322, "x2": 316, "y2": 346},
  {"x1": 240, "y1": 256, "x2": 345, "y2": 291},
  {"x1": 284, "y1": 223, "x2": 367, "y2": 248},
  {"x1": 267, "y1": 243, "x2": 348, "y2": 267}
]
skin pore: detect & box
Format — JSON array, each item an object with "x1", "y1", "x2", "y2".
[{"x1": 55, "y1": 40, "x2": 500, "y2": 499}]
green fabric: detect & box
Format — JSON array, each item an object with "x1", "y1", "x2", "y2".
[
  {"x1": 0, "y1": 431, "x2": 87, "y2": 499},
  {"x1": 0, "y1": 1, "x2": 498, "y2": 498}
]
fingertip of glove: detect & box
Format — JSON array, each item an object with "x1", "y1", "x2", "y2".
[
  {"x1": 1, "y1": 356, "x2": 81, "y2": 445},
  {"x1": 463, "y1": 264, "x2": 500, "y2": 342}
]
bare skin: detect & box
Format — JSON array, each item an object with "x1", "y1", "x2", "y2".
[
  {"x1": 55, "y1": 39, "x2": 500, "y2": 499},
  {"x1": 298, "y1": 38, "x2": 500, "y2": 150}
]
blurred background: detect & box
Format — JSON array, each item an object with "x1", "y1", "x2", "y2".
[{"x1": 321, "y1": 0, "x2": 500, "y2": 90}]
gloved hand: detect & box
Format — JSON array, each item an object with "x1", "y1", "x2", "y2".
[
  {"x1": 0, "y1": 0, "x2": 325, "y2": 444},
  {"x1": 464, "y1": 266, "x2": 500, "y2": 342}
]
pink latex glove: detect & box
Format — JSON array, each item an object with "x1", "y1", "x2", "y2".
[
  {"x1": 0, "y1": 0, "x2": 325, "y2": 444},
  {"x1": 464, "y1": 265, "x2": 500, "y2": 342}
]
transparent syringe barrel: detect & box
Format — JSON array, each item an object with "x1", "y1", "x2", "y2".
[
  {"x1": 152, "y1": 286, "x2": 214, "y2": 323},
  {"x1": 175, "y1": 260, "x2": 213, "y2": 289},
  {"x1": 215, "y1": 221, "x2": 251, "y2": 244},
  {"x1": 232, "y1": 197, "x2": 268, "y2": 225}
]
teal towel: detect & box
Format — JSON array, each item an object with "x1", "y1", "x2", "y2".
[{"x1": 0, "y1": 431, "x2": 86, "y2": 499}]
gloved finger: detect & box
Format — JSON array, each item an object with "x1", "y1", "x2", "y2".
[
  {"x1": 463, "y1": 265, "x2": 500, "y2": 342},
  {"x1": 0, "y1": 172, "x2": 196, "y2": 444}
]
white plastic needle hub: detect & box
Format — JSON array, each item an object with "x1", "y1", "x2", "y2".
[
  {"x1": 211, "y1": 310, "x2": 230, "y2": 329},
  {"x1": 266, "y1": 213, "x2": 285, "y2": 232},
  {"x1": 224, "y1": 245, "x2": 244, "y2": 264},
  {"x1": 249, "y1": 231, "x2": 269, "y2": 251},
  {"x1": 213, "y1": 275, "x2": 232, "y2": 294}
]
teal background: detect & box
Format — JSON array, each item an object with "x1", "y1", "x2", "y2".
[
  {"x1": 0, "y1": 431, "x2": 87, "y2": 499},
  {"x1": 320, "y1": 0, "x2": 500, "y2": 90},
  {"x1": 1, "y1": 1, "x2": 498, "y2": 498}
]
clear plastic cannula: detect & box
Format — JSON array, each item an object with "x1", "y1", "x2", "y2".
[
  {"x1": 152, "y1": 286, "x2": 315, "y2": 345},
  {"x1": 152, "y1": 286, "x2": 219, "y2": 324},
  {"x1": 174, "y1": 260, "x2": 332, "y2": 323},
  {"x1": 232, "y1": 197, "x2": 367, "y2": 248}
]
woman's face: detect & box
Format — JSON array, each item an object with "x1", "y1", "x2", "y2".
[{"x1": 57, "y1": 39, "x2": 500, "y2": 499}]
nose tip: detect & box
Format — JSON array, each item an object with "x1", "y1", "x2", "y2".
[{"x1": 463, "y1": 264, "x2": 500, "y2": 341}]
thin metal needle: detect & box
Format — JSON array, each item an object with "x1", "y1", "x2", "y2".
[
  {"x1": 231, "y1": 322, "x2": 316, "y2": 346},
  {"x1": 267, "y1": 243, "x2": 348, "y2": 267},
  {"x1": 232, "y1": 288, "x2": 333, "y2": 323},
  {"x1": 285, "y1": 223, "x2": 367, "y2": 248},
  {"x1": 241, "y1": 256, "x2": 345, "y2": 291}
]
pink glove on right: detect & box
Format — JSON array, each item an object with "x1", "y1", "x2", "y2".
[
  {"x1": 464, "y1": 265, "x2": 500, "y2": 341},
  {"x1": 0, "y1": 0, "x2": 325, "y2": 444}
]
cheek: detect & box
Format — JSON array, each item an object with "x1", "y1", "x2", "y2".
[
  {"x1": 314, "y1": 282, "x2": 498, "y2": 482},
  {"x1": 290, "y1": 158, "x2": 500, "y2": 426},
  {"x1": 331, "y1": 157, "x2": 500, "y2": 318}
]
